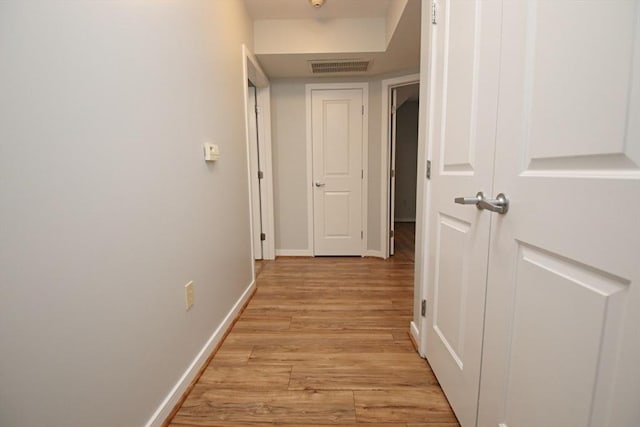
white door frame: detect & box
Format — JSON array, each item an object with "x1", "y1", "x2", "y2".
[
  {"x1": 380, "y1": 73, "x2": 421, "y2": 259},
  {"x1": 242, "y1": 45, "x2": 275, "y2": 265},
  {"x1": 247, "y1": 85, "x2": 263, "y2": 260},
  {"x1": 305, "y1": 82, "x2": 369, "y2": 256},
  {"x1": 414, "y1": 0, "x2": 436, "y2": 356}
]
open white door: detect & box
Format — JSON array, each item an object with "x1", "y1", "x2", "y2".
[
  {"x1": 478, "y1": 2, "x2": 640, "y2": 425},
  {"x1": 247, "y1": 84, "x2": 263, "y2": 260},
  {"x1": 389, "y1": 88, "x2": 397, "y2": 256},
  {"x1": 311, "y1": 88, "x2": 364, "y2": 256},
  {"x1": 422, "y1": 0, "x2": 502, "y2": 425}
]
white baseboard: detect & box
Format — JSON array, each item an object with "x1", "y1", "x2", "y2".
[
  {"x1": 275, "y1": 249, "x2": 313, "y2": 257},
  {"x1": 395, "y1": 218, "x2": 416, "y2": 223},
  {"x1": 410, "y1": 320, "x2": 421, "y2": 355},
  {"x1": 145, "y1": 279, "x2": 256, "y2": 427},
  {"x1": 365, "y1": 250, "x2": 385, "y2": 258}
]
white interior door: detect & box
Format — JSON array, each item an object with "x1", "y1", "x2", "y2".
[
  {"x1": 311, "y1": 88, "x2": 364, "y2": 256},
  {"x1": 478, "y1": 2, "x2": 640, "y2": 426},
  {"x1": 247, "y1": 84, "x2": 263, "y2": 260},
  {"x1": 390, "y1": 88, "x2": 398, "y2": 256},
  {"x1": 423, "y1": 1, "x2": 502, "y2": 425}
]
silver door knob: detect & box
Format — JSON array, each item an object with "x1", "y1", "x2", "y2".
[
  {"x1": 455, "y1": 192, "x2": 509, "y2": 214},
  {"x1": 315, "y1": 182, "x2": 326, "y2": 187}
]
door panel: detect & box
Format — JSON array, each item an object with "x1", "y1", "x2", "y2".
[
  {"x1": 322, "y1": 191, "x2": 351, "y2": 237},
  {"x1": 432, "y1": 214, "x2": 472, "y2": 366},
  {"x1": 479, "y1": 2, "x2": 640, "y2": 426},
  {"x1": 323, "y1": 102, "x2": 351, "y2": 174},
  {"x1": 312, "y1": 89, "x2": 363, "y2": 256},
  {"x1": 441, "y1": 1, "x2": 480, "y2": 173},
  {"x1": 526, "y1": 2, "x2": 635, "y2": 164},
  {"x1": 424, "y1": 1, "x2": 502, "y2": 425},
  {"x1": 498, "y1": 244, "x2": 627, "y2": 427}
]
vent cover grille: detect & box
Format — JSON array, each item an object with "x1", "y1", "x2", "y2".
[{"x1": 310, "y1": 60, "x2": 370, "y2": 74}]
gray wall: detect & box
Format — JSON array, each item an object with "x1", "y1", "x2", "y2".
[
  {"x1": 270, "y1": 80, "x2": 310, "y2": 250},
  {"x1": 0, "y1": 2, "x2": 254, "y2": 425},
  {"x1": 270, "y1": 69, "x2": 418, "y2": 253},
  {"x1": 394, "y1": 101, "x2": 419, "y2": 221}
]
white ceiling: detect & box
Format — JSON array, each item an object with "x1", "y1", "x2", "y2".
[
  {"x1": 244, "y1": 0, "x2": 393, "y2": 20},
  {"x1": 243, "y1": 0, "x2": 421, "y2": 79}
]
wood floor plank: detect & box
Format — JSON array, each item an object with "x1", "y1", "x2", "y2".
[
  {"x1": 232, "y1": 316, "x2": 291, "y2": 331},
  {"x1": 249, "y1": 351, "x2": 429, "y2": 368},
  {"x1": 406, "y1": 423, "x2": 462, "y2": 427},
  {"x1": 207, "y1": 343, "x2": 253, "y2": 367},
  {"x1": 289, "y1": 314, "x2": 411, "y2": 331},
  {"x1": 289, "y1": 365, "x2": 440, "y2": 390},
  {"x1": 225, "y1": 331, "x2": 395, "y2": 346},
  {"x1": 172, "y1": 388, "x2": 356, "y2": 424},
  {"x1": 171, "y1": 424, "x2": 406, "y2": 427},
  {"x1": 354, "y1": 389, "x2": 458, "y2": 423},
  {"x1": 198, "y1": 365, "x2": 292, "y2": 390},
  {"x1": 249, "y1": 342, "x2": 416, "y2": 357},
  {"x1": 243, "y1": 301, "x2": 395, "y2": 314}
]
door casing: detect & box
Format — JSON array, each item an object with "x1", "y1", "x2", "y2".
[
  {"x1": 242, "y1": 45, "x2": 275, "y2": 265},
  {"x1": 381, "y1": 74, "x2": 421, "y2": 259}
]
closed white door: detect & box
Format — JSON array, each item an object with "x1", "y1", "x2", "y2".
[
  {"x1": 478, "y1": 1, "x2": 640, "y2": 426},
  {"x1": 423, "y1": 1, "x2": 502, "y2": 425},
  {"x1": 311, "y1": 89, "x2": 364, "y2": 256},
  {"x1": 390, "y1": 88, "x2": 398, "y2": 256}
]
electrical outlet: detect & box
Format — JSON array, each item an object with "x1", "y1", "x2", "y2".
[{"x1": 185, "y1": 281, "x2": 194, "y2": 310}]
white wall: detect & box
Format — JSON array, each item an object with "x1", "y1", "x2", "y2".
[
  {"x1": 270, "y1": 69, "x2": 418, "y2": 254},
  {"x1": 394, "y1": 101, "x2": 419, "y2": 221},
  {"x1": 0, "y1": 2, "x2": 254, "y2": 426}
]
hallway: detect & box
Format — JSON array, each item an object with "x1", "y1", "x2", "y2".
[{"x1": 168, "y1": 223, "x2": 458, "y2": 426}]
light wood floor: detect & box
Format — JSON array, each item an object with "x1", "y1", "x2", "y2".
[{"x1": 168, "y1": 222, "x2": 459, "y2": 426}]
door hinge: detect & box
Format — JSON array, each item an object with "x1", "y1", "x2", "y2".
[
  {"x1": 391, "y1": 104, "x2": 397, "y2": 115},
  {"x1": 421, "y1": 299, "x2": 427, "y2": 317},
  {"x1": 255, "y1": 105, "x2": 262, "y2": 114},
  {"x1": 391, "y1": 169, "x2": 395, "y2": 178},
  {"x1": 258, "y1": 171, "x2": 264, "y2": 180},
  {"x1": 390, "y1": 229, "x2": 394, "y2": 238},
  {"x1": 361, "y1": 230, "x2": 364, "y2": 239},
  {"x1": 432, "y1": 1, "x2": 438, "y2": 25},
  {"x1": 362, "y1": 105, "x2": 365, "y2": 115},
  {"x1": 260, "y1": 233, "x2": 266, "y2": 241},
  {"x1": 361, "y1": 169, "x2": 364, "y2": 179},
  {"x1": 426, "y1": 160, "x2": 432, "y2": 179}
]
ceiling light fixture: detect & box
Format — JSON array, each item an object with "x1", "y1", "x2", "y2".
[{"x1": 309, "y1": 0, "x2": 326, "y2": 8}]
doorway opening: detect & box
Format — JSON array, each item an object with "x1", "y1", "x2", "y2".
[
  {"x1": 381, "y1": 74, "x2": 420, "y2": 260},
  {"x1": 242, "y1": 45, "x2": 275, "y2": 266}
]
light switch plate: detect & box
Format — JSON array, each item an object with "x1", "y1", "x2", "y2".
[{"x1": 203, "y1": 143, "x2": 220, "y2": 162}]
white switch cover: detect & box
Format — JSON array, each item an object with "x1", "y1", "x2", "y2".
[{"x1": 203, "y1": 143, "x2": 220, "y2": 162}]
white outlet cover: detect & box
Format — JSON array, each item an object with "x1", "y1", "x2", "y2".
[{"x1": 185, "y1": 281, "x2": 194, "y2": 310}]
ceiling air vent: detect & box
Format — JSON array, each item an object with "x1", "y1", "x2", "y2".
[{"x1": 310, "y1": 59, "x2": 371, "y2": 74}]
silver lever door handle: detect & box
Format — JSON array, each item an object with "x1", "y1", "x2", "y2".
[
  {"x1": 315, "y1": 182, "x2": 325, "y2": 187},
  {"x1": 455, "y1": 192, "x2": 484, "y2": 205},
  {"x1": 455, "y1": 192, "x2": 509, "y2": 214}
]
